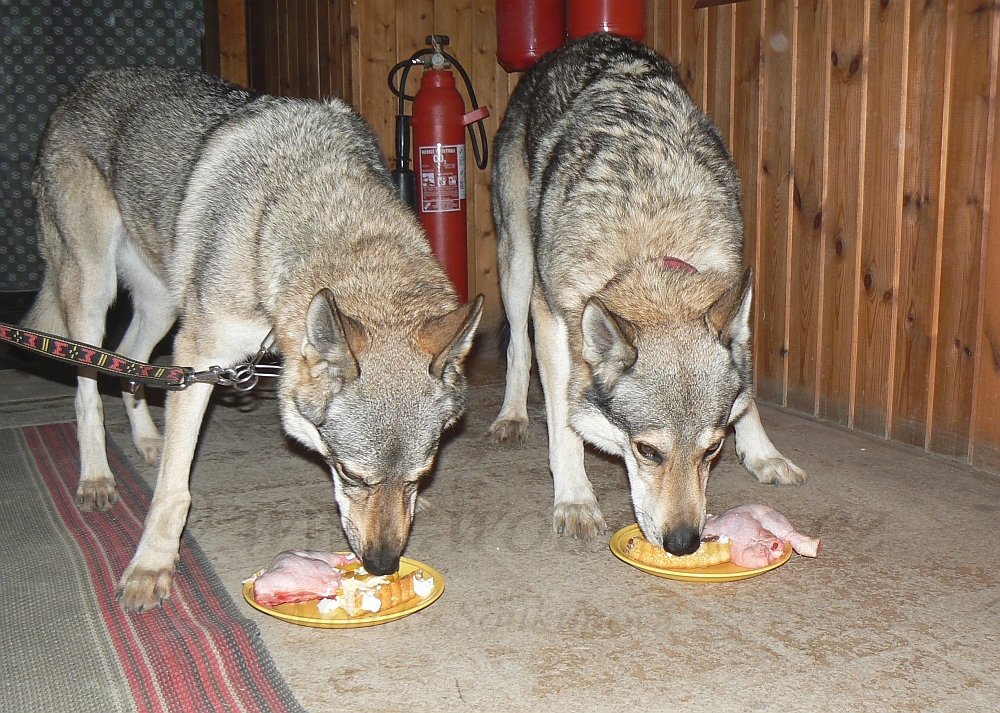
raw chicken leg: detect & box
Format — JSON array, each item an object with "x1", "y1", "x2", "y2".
[
  {"x1": 703, "y1": 504, "x2": 820, "y2": 568},
  {"x1": 253, "y1": 550, "x2": 359, "y2": 606}
]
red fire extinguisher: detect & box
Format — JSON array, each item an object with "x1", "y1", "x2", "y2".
[
  {"x1": 496, "y1": 0, "x2": 566, "y2": 72},
  {"x1": 388, "y1": 36, "x2": 489, "y2": 302},
  {"x1": 566, "y1": 0, "x2": 647, "y2": 41}
]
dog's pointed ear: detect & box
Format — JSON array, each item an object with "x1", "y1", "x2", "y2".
[
  {"x1": 705, "y1": 266, "x2": 753, "y2": 350},
  {"x1": 420, "y1": 295, "x2": 484, "y2": 381},
  {"x1": 581, "y1": 297, "x2": 637, "y2": 385},
  {"x1": 302, "y1": 288, "x2": 364, "y2": 392}
]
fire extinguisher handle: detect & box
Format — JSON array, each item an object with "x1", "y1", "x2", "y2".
[{"x1": 462, "y1": 107, "x2": 490, "y2": 126}]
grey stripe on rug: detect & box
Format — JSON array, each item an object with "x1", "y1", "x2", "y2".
[{"x1": 0, "y1": 426, "x2": 136, "y2": 713}]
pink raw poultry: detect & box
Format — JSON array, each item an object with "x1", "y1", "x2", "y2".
[
  {"x1": 703, "y1": 504, "x2": 820, "y2": 568},
  {"x1": 253, "y1": 550, "x2": 359, "y2": 607}
]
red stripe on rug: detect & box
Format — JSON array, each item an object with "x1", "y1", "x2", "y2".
[{"x1": 23, "y1": 423, "x2": 305, "y2": 713}]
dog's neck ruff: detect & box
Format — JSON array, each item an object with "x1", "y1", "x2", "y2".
[{"x1": 601, "y1": 255, "x2": 699, "y2": 294}]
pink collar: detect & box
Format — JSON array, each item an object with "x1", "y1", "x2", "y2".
[
  {"x1": 602, "y1": 256, "x2": 698, "y2": 293},
  {"x1": 657, "y1": 256, "x2": 698, "y2": 273}
]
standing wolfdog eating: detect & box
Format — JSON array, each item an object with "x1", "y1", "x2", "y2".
[
  {"x1": 489, "y1": 33, "x2": 806, "y2": 555},
  {"x1": 25, "y1": 67, "x2": 482, "y2": 611}
]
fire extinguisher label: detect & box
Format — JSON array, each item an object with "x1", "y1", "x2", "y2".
[{"x1": 418, "y1": 143, "x2": 466, "y2": 213}]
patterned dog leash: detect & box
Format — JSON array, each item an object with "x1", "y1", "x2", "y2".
[{"x1": 0, "y1": 321, "x2": 279, "y2": 392}]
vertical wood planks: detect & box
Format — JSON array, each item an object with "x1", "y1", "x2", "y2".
[
  {"x1": 786, "y1": 0, "x2": 829, "y2": 415},
  {"x1": 928, "y1": 0, "x2": 994, "y2": 458},
  {"x1": 892, "y1": 0, "x2": 948, "y2": 448},
  {"x1": 752, "y1": 0, "x2": 794, "y2": 404},
  {"x1": 972, "y1": 5, "x2": 1000, "y2": 472},
  {"x1": 703, "y1": 4, "x2": 734, "y2": 146},
  {"x1": 678, "y1": 0, "x2": 705, "y2": 107},
  {"x1": 355, "y1": 0, "x2": 397, "y2": 156},
  {"x1": 469, "y1": 0, "x2": 504, "y2": 319},
  {"x1": 819, "y1": 1, "x2": 867, "y2": 426},
  {"x1": 853, "y1": 0, "x2": 908, "y2": 435},
  {"x1": 731, "y1": 1, "x2": 763, "y2": 281},
  {"x1": 217, "y1": 0, "x2": 248, "y2": 87}
]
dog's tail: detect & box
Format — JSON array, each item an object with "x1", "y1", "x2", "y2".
[{"x1": 21, "y1": 274, "x2": 67, "y2": 335}]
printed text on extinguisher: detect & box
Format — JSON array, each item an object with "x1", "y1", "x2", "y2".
[{"x1": 418, "y1": 143, "x2": 466, "y2": 213}]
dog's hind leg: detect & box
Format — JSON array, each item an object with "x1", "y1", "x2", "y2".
[
  {"x1": 488, "y1": 125, "x2": 533, "y2": 445},
  {"x1": 115, "y1": 240, "x2": 179, "y2": 464},
  {"x1": 532, "y1": 296, "x2": 607, "y2": 539},
  {"x1": 732, "y1": 397, "x2": 808, "y2": 485},
  {"x1": 34, "y1": 159, "x2": 124, "y2": 510}
]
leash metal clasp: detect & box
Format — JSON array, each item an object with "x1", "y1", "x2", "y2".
[{"x1": 180, "y1": 331, "x2": 281, "y2": 392}]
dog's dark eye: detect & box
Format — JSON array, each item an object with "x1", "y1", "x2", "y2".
[
  {"x1": 704, "y1": 441, "x2": 724, "y2": 461},
  {"x1": 635, "y1": 442, "x2": 663, "y2": 464}
]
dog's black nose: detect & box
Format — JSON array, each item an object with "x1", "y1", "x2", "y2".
[
  {"x1": 663, "y1": 526, "x2": 701, "y2": 556},
  {"x1": 362, "y1": 549, "x2": 401, "y2": 576}
]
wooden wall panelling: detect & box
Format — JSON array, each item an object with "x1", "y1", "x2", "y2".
[
  {"x1": 892, "y1": 0, "x2": 948, "y2": 449},
  {"x1": 468, "y1": 1, "x2": 505, "y2": 321},
  {"x1": 704, "y1": 4, "x2": 734, "y2": 146},
  {"x1": 972, "y1": 7, "x2": 1000, "y2": 472},
  {"x1": 304, "y1": 1, "x2": 320, "y2": 98},
  {"x1": 678, "y1": 0, "x2": 705, "y2": 107},
  {"x1": 786, "y1": 0, "x2": 829, "y2": 415},
  {"x1": 276, "y1": 0, "x2": 295, "y2": 95},
  {"x1": 245, "y1": 1, "x2": 276, "y2": 95},
  {"x1": 315, "y1": 0, "x2": 353, "y2": 102},
  {"x1": 393, "y1": 0, "x2": 434, "y2": 174},
  {"x1": 853, "y1": 0, "x2": 908, "y2": 436},
  {"x1": 818, "y1": 1, "x2": 867, "y2": 426},
  {"x1": 397, "y1": 0, "x2": 434, "y2": 61},
  {"x1": 646, "y1": 0, "x2": 677, "y2": 60},
  {"x1": 217, "y1": 0, "x2": 248, "y2": 86},
  {"x1": 928, "y1": 0, "x2": 994, "y2": 458},
  {"x1": 352, "y1": 1, "x2": 396, "y2": 158},
  {"x1": 752, "y1": 0, "x2": 794, "y2": 404},
  {"x1": 730, "y1": 2, "x2": 762, "y2": 280}
]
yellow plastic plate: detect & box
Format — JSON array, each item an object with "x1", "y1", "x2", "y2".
[
  {"x1": 243, "y1": 555, "x2": 444, "y2": 628},
  {"x1": 610, "y1": 524, "x2": 792, "y2": 582}
]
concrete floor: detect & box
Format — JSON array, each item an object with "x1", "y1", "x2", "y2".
[{"x1": 2, "y1": 349, "x2": 999, "y2": 712}]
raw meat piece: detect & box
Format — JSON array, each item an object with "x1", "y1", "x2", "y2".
[
  {"x1": 703, "y1": 504, "x2": 820, "y2": 568},
  {"x1": 253, "y1": 550, "x2": 358, "y2": 607}
]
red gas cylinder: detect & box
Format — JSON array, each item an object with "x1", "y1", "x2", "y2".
[
  {"x1": 566, "y1": 0, "x2": 646, "y2": 41},
  {"x1": 496, "y1": 0, "x2": 566, "y2": 72},
  {"x1": 410, "y1": 69, "x2": 471, "y2": 301}
]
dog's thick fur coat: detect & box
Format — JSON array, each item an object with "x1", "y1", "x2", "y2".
[
  {"x1": 489, "y1": 34, "x2": 806, "y2": 554},
  {"x1": 26, "y1": 67, "x2": 482, "y2": 611}
]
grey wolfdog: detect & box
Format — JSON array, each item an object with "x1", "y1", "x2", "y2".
[
  {"x1": 25, "y1": 67, "x2": 483, "y2": 612},
  {"x1": 489, "y1": 33, "x2": 806, "y2": 555}
]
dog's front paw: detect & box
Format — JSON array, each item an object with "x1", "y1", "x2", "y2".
[
  {"x1": 116, "y1": 566, "x2": 175, "y2": 612},
  {"x1": 743, "y1": 455, "x2": 808, "y2": 486},
  {"x1": 488, "y1": 417, "x2": 529, "y2": 445},
  {"x1": 75, "y1": 477, "x2": 118, "y2": 511},
  {"x1": 553, "y1": 502, "x2": 607, "y2": 540}
]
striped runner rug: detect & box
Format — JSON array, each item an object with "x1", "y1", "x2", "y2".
[{"x1": 0, "y1": 422, "x2": 307, "y2": 713}]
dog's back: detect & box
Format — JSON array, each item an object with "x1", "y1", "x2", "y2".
[
  {"x1": 495, "y1": 33, "x2": 744, "y2": 317},
  {"x1": 24, "y1": 68, "x2": 256, "y2": 335}
]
